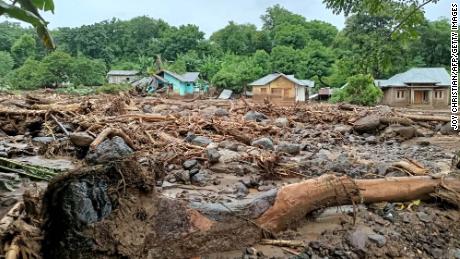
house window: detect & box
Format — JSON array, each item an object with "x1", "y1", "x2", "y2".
[
  {"x1": 260, "y1": 88, "x2": 267, "y2": 94},
  {"x1": 435, "y1": 90, "x2": 443, "y2": 99},
  {"x1": 396, "y1": 90, "x2": 405, "y2": 99}
]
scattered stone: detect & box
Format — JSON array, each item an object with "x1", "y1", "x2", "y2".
[
  {"x1": 258, "y1": 185, "x2": 275, "y2": 192},
  {"x1": 416, "y1": 211, "x2": 432, "y2": 223},
  {"x1": 190, "y1": 136, "x2": 212, "y2": 147},
  {"x1": 69, "y1": 132, "x2": 94, "y2": 147},
  {"x1": 276, "y1": 142, "x2": 301, "y2": 155},
  {"x1": 218, "y1": 149, "x2": 242, "y2": 162},
  {"x1": 206, "y1": 148, "x2": 221, "y2": 163},
  {"x1": 245, "y1": 247, "x2": 258, "y2": 255},
  {"x1": 274, "y1": 117, "x2": 289, "y2": 128},
  {"x1": 214, "y1": 108, "x2": 229, "y2": 117},
  {"x1": 365, "y1": 136, "x2": 378, "y2": 144},
  {"x1": 142, "y1": 104, "x2": 153, "y2": 113},
  {"x1": 173, "y1": 170, "x2": 191, "y2": 184},
  {"x1": 32, "y1": 136, "x2": 55, "y2": 145},
  {"x1": 347, "y1": 230, "x2": 368, "y2": 251},
  {"x1": 191, "y1": 169, "x2": 212, "y2": 187},
  {"x1": 86, "y1": 136, "x2": 133, "y2": 164},
  {"x1": 189, "y1": 168, "x2": 200, "y2": 176},
  {"x1": 183, "y1": 159, "x2": 198, "y2": 170},
  {"x1": 244, "y1": 111, "x2": 268, "y2": 122},
  {"x1": 251, "y1": 137, "x2": 274, "y2": 150},
  {"x1": 335, "y1": 125, "x2": 352, "y2": 134},
  {"x1": 368, "y1": 234, "x2": 386, "y2": 247},
  {"x1": 234, "y1": 182, "x2": 249, "y2": 197}
]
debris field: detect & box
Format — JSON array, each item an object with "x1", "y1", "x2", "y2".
[{"x1": 0, "y1": 91, "x2": 459, "y2": 259}]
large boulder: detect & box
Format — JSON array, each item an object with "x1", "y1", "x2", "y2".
[
  {"x1": 189, "y1": 136, "x2": 212, "y2": 147},
  {"x1": 353, "y1": 115, "x2": 381, "y2": 134},
  {"x1": 86, "y1": 136, "x2": 133, "y2": 164},
  {"x1": 440, "y1": 122, "x2": 460, "y2": 135}
]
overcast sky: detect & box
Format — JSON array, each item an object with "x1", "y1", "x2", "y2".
[{"x1": 3, "y1": 0, "x2": 452, "y2": 36}]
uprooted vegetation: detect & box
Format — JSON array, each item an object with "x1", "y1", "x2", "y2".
[{"x1": 0, "y1": 91, "x2": 459, "y2": 259}]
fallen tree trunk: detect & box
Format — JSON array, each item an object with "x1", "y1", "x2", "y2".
[
  {"x1": 401, "y1": 114, "x2": 450, "y2": 122},
  {"x1": 90, "y1": 127, "x2": 137, "y2": 151},
  {"x1": 26, "y1": 161, "x2": 460, "y2": 258}
]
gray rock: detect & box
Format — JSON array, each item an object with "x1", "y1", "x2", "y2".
[
  {"x1": 440, "y1": 122, "x2": 460, "y2": 135},
  {"x1": 206, "y1": 148, "x2": 221, "y2": 163},
  {"x1": 32, "y1": 136, "x2": 55, "y2": 145},
  {"x1": 251, "y1": 137, "x2": 274, "y2": 150},
  {"x1": 335, "y1": 125, "x2": 353, "y2": 134},
  {"x1": 244, "y1": 111, "x2": 268, "y2": 122},
  {"x1": 69, "y1": 132, "x2": 94, "y2": 147},
  {"x1": 183, "y1": 159, "x2": 198, "y2": 170},
  {"x1": 368, "y1": 234, "x2": 386, "y2": 247},
  {"x1": 235, "y1": 182, "x2": 249, "y2": 196},
  {"x1": 347, "y1": 230, "x2": 368, "y2": 251},
  {"x1": 214, "y1": 108, "x2": 229, "y2": 117},
  {"x1": 365, "y1": 136, "x2": 377, "y2": 144},
  {"x1": 258, "y1": 185, "x2": 275, "y2": 192},
  {"x1": 416, "y1": 211, "x2": 432, "y2": 223},
  {"x1": 274, "y1": 117, "x2": 289, "y2": 128},
  {"x1": 86, "y1": 136, "x2": 133, "y2": 164},
  {"x1": 453, "y1": 248, "x2": 460, "y2": 259},
  {"x1": 353, "y1": 115, "x2": 381, "y2": 133},
  {"x1": 276, "y1": 142, "x2": 301, "y2": 155},
  {"x1": 173, "y1": 170, "x2": 191, "y2": 184},
  {"x1": 190, "y1": 136, "x2": 212, "y2": 147},
  {"x1": 191, "y1": 169, "x2": 212, "y2": 187},
  {"x1": 142, "y1": 104, "x2": 153, "y2": 113}
]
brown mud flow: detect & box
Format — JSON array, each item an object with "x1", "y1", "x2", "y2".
[{"x1": 0, "y1": 91, "x2": 459, "y2": 258}]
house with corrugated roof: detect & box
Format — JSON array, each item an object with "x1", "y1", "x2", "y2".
[
  {"x1": 107, "y1": 70, "x2": 141, "y2": 84},
  {"x1": 157, "y1": 70, "x2": 208, "y2": 96},
  {"x1": 376, "y1": 67, "x2": 450, "y2": 108},
  {"x1": 249, "y1": 72, "x2": 315, "y2": 104}
]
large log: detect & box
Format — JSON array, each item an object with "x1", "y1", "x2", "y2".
[{"x1": 401, "y1": 114, "x2": 450, "y2": 122}]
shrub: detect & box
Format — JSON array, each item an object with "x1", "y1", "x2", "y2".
[
  {"x1": 6, "y1": 58, "x2": 46, "y2": 90},
  {"x1": 331, "y1": 74, "x2": 383, "y2": 106}
]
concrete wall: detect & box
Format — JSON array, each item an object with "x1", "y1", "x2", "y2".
[
  {"x1": 163, "y1": 73, "x2": 195, "y2": 96},
  {"x1": 381, "y1": 87, "x2": 450, "y2": 108}
]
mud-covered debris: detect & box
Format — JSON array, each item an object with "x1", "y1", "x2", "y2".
[
  {"x1": 441, "y1": 122, "x2": 460, "y2": 135},
  {"x1": 346, "y1": 230, "x2": 368, "y2": 252},
  {"x1": 32, "y1": 136, "x2": 55, "y2": 145},
  {"x1": 191, "y1": 169, "x2": 212, "y2": 187},
  {"x1": 251, "y1": 137, "x2": 274, "y2": 150},
  {"x1": 368, "y1": 234, "x2": 386, "y2": 247},
  {"x1": 86, "y1": 136, "x2": 133, "y2": 164},
  {"x1": 69, "y1": 132, "x2": 94, "y2": 147}
]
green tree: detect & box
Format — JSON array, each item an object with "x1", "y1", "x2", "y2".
[
  {"x1": 297, "y1": 45, "x2": 335, "y2": 86},
  {"x1": 7, "y1": 58, "x2": 46, "y2": 89},
  {"x1": 0, "y1": 51, "x2": 14, "y2": 76},
  {"x1": 304, "y1": 20, "x2": 338, "y2": 46},
  {"x1": 331, "y1": 74, "x2": 383, "y2": 106},
  {"x1": 41, "y1": 50, "x2": 73, "y2": 86},
  {"x1": 199, "y1": 56, "x2": 222, "y2": 82},
  {"x1": 211, "y1": 22, "x2": 260, "y2": 55},
  {"x1": 10, "y1": 34, "x2": 36, "y2": 66},
  {"x1": 262, "y1": 4, "x2": 306, "y2": 32},
  {"x1": 412, "y1": 19, "x2": 450, "y2": 67},
  {"x1": 70, "y1": 56, "x2": 106, "y2": 86},
  {"x1": 273, "y1": 24, "x2": 310, "y2": 49},
  {"x1": 270, "y1": 46, "x2": 300, "y2": 75}
]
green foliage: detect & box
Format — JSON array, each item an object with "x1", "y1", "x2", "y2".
[
  {"x1": 273, "y1": 24, "x2": 310, "y2": 49},
  {"x1": 7, "y1": 58, "x2": 46, "y2": 89},
  {"x1": 10, "y1": 34, "x2": 36, "y2": 66},
  {"x1": 41, "y1": 50, "x2": 73, "y2": 86},
  {"x1": 211, "y1": 22, "x2": 261, "y2": 55},
  {"x1": 331, "y1": 74, "x2": 383, "y2": 106},
  {"x1": 270, "y1": 46, "x2": 300, "y2": 75},
  {"x1": 96, "y1": 83, "x2": 132, "y2": 94},
  {"x1": 55, "y1": 85, "x2": 96, "y2": 95},
  {"x1": 70, "y1": 56, "x2": 106, "y2": 86},
  {"x1": 0, "y1": 51, "x2": 14, "y2": 76}
]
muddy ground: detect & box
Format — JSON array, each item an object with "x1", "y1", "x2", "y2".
[{"x1": 0, "y1": 91, "x2": 459, "y2": 258}]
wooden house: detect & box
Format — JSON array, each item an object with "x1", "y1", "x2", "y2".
[
  {"x1": 107, "y1": 70, "x2": 140, "y2": 84},
  {"x1": 249, "y1": 73, "x2": 315, "y2": 104}
]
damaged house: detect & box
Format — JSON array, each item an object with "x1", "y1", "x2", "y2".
[
  {"x1": 249, "y1": 73, "x2": 315, "y2": 105},
  {"x1": 107, "y1": 70, "x2": 141, "y2": 84},
  {"x1": 376, "y1": 67, "x2": 450, "y2": 108},
  {"x1": 157, "y1": 70, "x2": 208, "y2": 96}
]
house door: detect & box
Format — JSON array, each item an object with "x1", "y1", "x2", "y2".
[{"x1": 413, "y1": 90, "x2": 430, "y2": 104}]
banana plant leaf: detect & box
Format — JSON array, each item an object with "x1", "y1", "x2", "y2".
[
  {"x1": 0, "y1": 157, "x2": 59, "y2": 181},
  {"x1": 0, "y1": 0, "x2": 55, "y2": 49}
]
